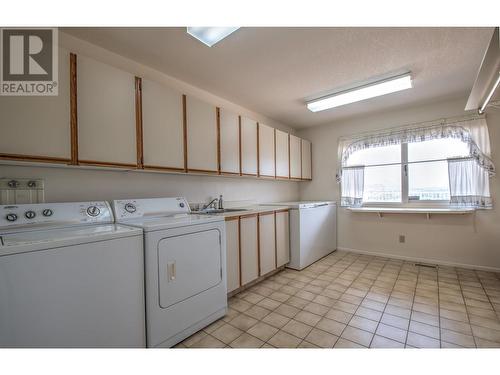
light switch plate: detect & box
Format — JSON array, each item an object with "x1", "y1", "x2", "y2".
[{"x1": 0, "y1": 178, "x2": 45, "y2": 205}]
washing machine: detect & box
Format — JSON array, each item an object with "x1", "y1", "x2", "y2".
[
  {"x1": 112, "y1": 197, "x2": 227, "y2": 348},
  {"x1": 0, "y1": 201, "x2": 146, "y2": 348}
]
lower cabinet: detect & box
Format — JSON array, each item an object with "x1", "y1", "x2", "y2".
[
  {"x1": 225, "y1": 209, "x2": 290, "y2": 294},
  {"x1": 239, "y1": 214, "x2": 259, "y2": 286},
  {"x1": 258, "y1": 213, "x2": 276, "y2": 276},
  {"x1": 275, "y1": 210, "x2": 290, "y2": 267},
  {"x1": 225, "y1": 217, "x2": 241, "y2": 294}
]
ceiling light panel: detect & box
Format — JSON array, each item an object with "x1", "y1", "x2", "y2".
[
  {"x1": 187, "y1": 27, "x2": 239, "y2": 47},
  {"x1": 307, "y1": 73, "x2": 413, "y2": 112}
]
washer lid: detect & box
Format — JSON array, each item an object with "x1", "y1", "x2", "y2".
[
  {"x1": 0, "y1": 224, "x2": 142, "y2": 256},
  {"x1": 118, "y1": 213, "x2": 223, "y2": 232}
]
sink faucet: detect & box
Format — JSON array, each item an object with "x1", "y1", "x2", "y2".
[
  {"x1": 203, "y1": 197, "x2": 219, "y2": 210},
  {"x1": 202, "y1": 195, "x2": 224, "y2": 211}
]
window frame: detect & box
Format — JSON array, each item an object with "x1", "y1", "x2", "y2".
[{"x1": 360, "y1": 141, "x2": 451, "y2": 208}]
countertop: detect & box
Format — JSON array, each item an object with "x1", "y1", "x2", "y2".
[{"x1": 193, "y1": 205, "x2": 291, "y2": 218}]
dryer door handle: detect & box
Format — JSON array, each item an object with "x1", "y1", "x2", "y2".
[{"x1": 167, "y1": 262, "x2": 176, "y2": 282}]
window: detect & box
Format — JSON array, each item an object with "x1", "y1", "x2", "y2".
[{"x1": 344, "y1": 137, "x2": 471, "y2": 205}]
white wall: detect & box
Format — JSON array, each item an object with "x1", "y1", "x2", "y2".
[
  {"x1": 298, "y1": 97, "x2": 500, "y2": 271},
  {"x1": 0, "y1": 32, "x2": 300, "y2": 206},
  {"x1": 0, "y1": 164, "x2": 299, "y2": 205}
]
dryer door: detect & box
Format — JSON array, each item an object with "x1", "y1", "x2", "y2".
[{"x1": 158, "y1": 229, "x2": 222, "y2": 309}]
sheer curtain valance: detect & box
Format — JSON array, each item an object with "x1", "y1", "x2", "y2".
[{"x1": 338, "y1": 115, "x2": 495, "y2": 208}]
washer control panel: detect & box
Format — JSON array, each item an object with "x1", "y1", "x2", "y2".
[
  {"x1": 112, "y1": 197, "x2": 191, "y2": 220},
  {"x1": 0, "y1": 201, "x2": 113, "y2": 229}
]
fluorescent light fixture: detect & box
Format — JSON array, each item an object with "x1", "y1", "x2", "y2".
[
  {"x1": 307, "y1": 73, "x2": 413, "y2": 112},
  {"x1": 479, "y1": 72, "x2": 500, "y2": 114},
  {"x1": 187, "y1": 27, "x2": 239, "y2": 47}
]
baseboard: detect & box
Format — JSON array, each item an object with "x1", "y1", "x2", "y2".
[{"x1": 337, "y1": 246, "x2": 500, "y2": 273}]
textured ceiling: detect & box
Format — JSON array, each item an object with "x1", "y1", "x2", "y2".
[{"x1": 63, "y1": 27, "x2": 493, "y2": 129}]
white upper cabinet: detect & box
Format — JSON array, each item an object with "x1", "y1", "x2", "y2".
[
  {"x1": 185, "y1": 95, "x2": 218, "y2": 172},
  {"x1": 275, "y1": 129, "x2": 289, "y2": 178},
  {"x1": 141, "y1": 79, "x2": 184, "y2": 170},
  {"x1": 301, "y1": 139, "x2": 312, "y2": 180},
  {"x1": 240, "y1": 116, "x2": 258, "y2": 175},
  {"x1": 77, "y1": 55, "x2": 137, "y2": 166},
  {"x1": 258, "y1": 123, "x2": 275, "y2": 177},
  {"x1": 289, "y1": 134, "x2": 302, "y2": 179},
  {"x1": 219, "y1": 108, "x2": 240, "y2": 174},
  {"x1": 0, "y1": 48, "x2": 71, "y2": 161}
]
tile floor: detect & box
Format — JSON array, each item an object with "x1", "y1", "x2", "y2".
[{"x1": 177, "y1": 250, "x2": 500, "y2": 348}]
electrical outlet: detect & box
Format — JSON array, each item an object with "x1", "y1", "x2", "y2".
[{"x1": 399, "y1": 235, "x2": 406, "y2": 243}]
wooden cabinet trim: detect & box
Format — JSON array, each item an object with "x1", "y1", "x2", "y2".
[
  {"x1": 256, "y1": 122, "x2": 260, "y2": 177},
  {"x1": 237, "y1": 217, "x2": 242, "y2": 287},
  {"x1": 78, "y1": 160, "x2": 137, "y2": 168},
  {"x1": 257, "y1": 215, "x2": 261, "y2": 276},
  {"x1": 224, "y1": 216, "x2": 240, "y2": 221},
  {"x1": 239, "y1": 213, "x2": 258, "y2": 219},
  {"x1": 258, "y1": 211, "x2": 275, "y2": 216},
  {"x1": 135, "y1": 76, "x2": 144, "y2": 169},
  {"x1": 238, "y1": 115, "x2": 242, "y2": 176},
  {"x1": 0, "y1": 153, "x2": 69, "y2": 164},
  {"x1": 182, "y1": 94, "x2": 188, "y2": 172},
  {"x1": 70, "y1": 53, "x2": 79, "y2": 165},
  {"x1": 216, "y1": 107, "x2": 221, "y2": 174},
  {"x1": 275, "y1": 208, "x2": 290, "y2": 214}
]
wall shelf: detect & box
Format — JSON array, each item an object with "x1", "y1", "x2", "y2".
[{"x1": 347, "y1": 207, "x2": 475, "y2": 219}]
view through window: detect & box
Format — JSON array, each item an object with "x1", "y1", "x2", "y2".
[{"x1": 344, "y1": 138, "x2": 470, "y2": 203}]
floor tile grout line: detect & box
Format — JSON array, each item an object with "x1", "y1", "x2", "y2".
[
  {"x1": 367, "y1": 260, "x2": 405, "y2": 347},
  {"x1": 455, "y1": 268, "x2": 478, "y2": 348},
  {"x1": 436, "y1": 266, "x2": 442, "y2": 347},
  {"x1": 403, "y1": 263, "x2": 420, "y2": 348}
]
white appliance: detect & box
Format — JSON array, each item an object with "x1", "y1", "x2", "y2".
[
  {"x1": 262, "y1": 201, "x2": 337, "y2": 270},
  {"x1": 112, "y1": 197, "x2": 227, "y2": 348},
  {"x1": 0, "y1": 201, "x2": 146, "y2": 348}
]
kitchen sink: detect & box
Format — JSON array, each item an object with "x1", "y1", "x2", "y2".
[{"x1": 193, "y1": 208, "x2": 249, "y2": 214}]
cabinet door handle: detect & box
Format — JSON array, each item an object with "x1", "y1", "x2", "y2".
[{"x1": 167, "y1": 262, "x2": 176, "y2": 282}]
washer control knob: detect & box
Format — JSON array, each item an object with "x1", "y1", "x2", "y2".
[
  {"x1": 124, "y1": 203, "x2": 137, "y2": 213},
  {"x1": 86, "y1": 206, "x2": 100, "y2": 217},
  {"x1": 42, "y1": 209, "x2": 53, "y2": 217},
  {"x1": 179, "y1": 202, "x2": 185, "y2": 208},
  {"x1": 6, "y1": 213, "x2": 18, "y2": 222},
  {"x1": 25, "y1": 210, "x2": 36, "y2": 219}
]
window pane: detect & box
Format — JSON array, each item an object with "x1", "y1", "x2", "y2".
[
  {"x1": 408, "y1": 161, "x2": 450, "y2": 201},
  {"x1": 363, "y1": 164, "x2": 401, "y2": 202},
  {"x1": 408, "y1": 138, "x2": 469, "y2": 162},
  {"x1": 346, "y1": 144, "x2": 401, "y2": 166}
]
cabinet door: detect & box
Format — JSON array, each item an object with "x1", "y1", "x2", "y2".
[
  {"x1": 239, "y1": 215, "x2": 259, "y2": 285},
  {"x1": 142, "y1": 79, "x2": 184, "y2": 171},
  {"x1": 258, "y1": 123, "x2": 275, "y2": 177},
  {"x1": 225, "y1": 218, "x2": 240, "y2": 293},
  {"x1": 240, "y1": 116, "x2": 258, "y2": 176},
  {"x1": 301, "y1": 139, "x2": 312, "y2": 180},
  {"x1": 276, "y1": 210, "x2": 290, "y2": 267},
  {"x1": 219, "y1": 109, "x2": 240, "y2": 174},
  {"x1": 275, "y1": 130, "x2": 289, "y2": 178},
  {"x1": 77, "y1": 55, "x2": 137, "y2": 166},
  {"x1": 0, "y1": 48, "x2": 71, "y2": 162},
  {"x1": 185, "y1": 95, "x2": 218, "y2": 173},
  {"x1": 259, "y1": 213, "x2": 276, "y2": 276},
  {"x1": 289, "y1": 135, "x2": 302, "y2": 179}
]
